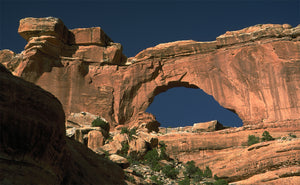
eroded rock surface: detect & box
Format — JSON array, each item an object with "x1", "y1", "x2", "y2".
[
  {"x1": 0, "y1": 64, "x2": 125, "y2": 184},
  {"x1": 158, "y1": 124, "x2": 300, "y2": 184},
  {"x1": 1, "y1": 17, "x2": 299, "y2": 128}
]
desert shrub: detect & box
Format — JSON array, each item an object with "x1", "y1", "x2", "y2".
[
  {"x1": 183, "y1": 160, "x2": 204, "y2": 182},
  {"x1": 178, "y1": 177, "x2": 190, "y2": 185},
  {"x1": 129, "y1": 127, "x2": 137, "y2": 136},
  {"x1": 120, "y1": 127, "x2": 136, "y2": 141},
  {"x1": 121, "y1": 127, "x2": 129, "y2": 134},
  {"x1": 214, "y1": 175, "x2": 220, "y2": 180},
  {"x1": 119, "y1": 141, "x2": 129, "y2": 157},
  {"x1": 125, "y1": 175, "x2": 136, "y2": 183},
  {"x1": 128, "y1": 128, "x2": 137, "y2": 141},
  {"x1": 184, "y1": 161, "x2": 199, "y2": 176},
  {"x1": 288, "y1": 133, "x2": 297, "y2": 138},
  {"x1": 150, "y1": 175, "x2": 163, "y2": 185},
  {"x1": 203, "y1": 166, "x2": 212, "y2": 178},
  {"x1": 92, "y1": 117, "x2": 110, "y2": 131},
  {"x1": 247, "y1": 135, "x2": 260, "y2": 146},
  {"x1": 214, "y1": 179, "x2": 228, "y2": 185},
  {"x1": 162, "y1": 164, "x2": 179, "y2": 179},
  {"x1": 143, "y1": 148, "x2": 162, "y2": 171},
  {"x1": 193, "y1": 170, "x2": 204, "y2": 182},
  {"x1": 103, "y1": 150, "x2": 110, "y2": 159},
  {"x1": 261, "y1": 131, "x2": 274, "y2": 142},
  {"x1": 152, "y1": 162, "x2": 163, "y2": 172},
  {"x1": 159, "y1": 141, "x2": 169, "y2": 160},
  {"x1": 127, "y1": 153, "x2": 140, "y2": 165},
  {"x1": 144, "y1": 149, "x2": 159, "y2": 163}
]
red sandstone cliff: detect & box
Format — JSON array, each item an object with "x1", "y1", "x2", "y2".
[
  {"x1": 0, "y1": 63, "x2": 125, "y2": 184},
  {"x1": 1, "y1": 17, "x2": 299, "y2": 128}
]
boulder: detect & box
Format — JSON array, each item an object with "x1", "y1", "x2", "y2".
[
  {"x1": 88, "y1": 130, "x2": 105, "y2": 151},
  {"x1": 132, "y1": 112, "x2": 160, "y2": 133},
  {"x1": 128, "y1": 137, "x2": 148, "y2": 159},
  {"x1": 192, "y1": 120, "x2": 224, "y2": 132},
  {"x1": 128, "y1": 132, "x2": 158, "y2": 159},
  {"x1": 101, "y1": 133, "x2": 128, "y2": 154},
  {"x1": 69, "y1": 27, "x2": 113, "y2": 46},
  {"x1": 18, "y1": 17, "x2": 69, "y2": 42},
  {"x1": 109, "y1": 154, "x2": 130, "y2": 169},
  {"x1": 138, "y1": 132, "x2": 159, "y2": 149}
]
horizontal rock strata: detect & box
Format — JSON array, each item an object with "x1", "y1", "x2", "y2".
[{"x1": 158, "y1": 125, "x2": 300, "y2": 184}]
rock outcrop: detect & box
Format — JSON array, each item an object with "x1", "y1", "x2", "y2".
[
  {"x1": 158, "y1": 124, "x2": 300, "y2": 184},
  {"x1": 0, "y1": 63, "x2": 125, "y2": 184},
  {"x1": 1, "y1": 17, "x2": 299, "y2": 128}
]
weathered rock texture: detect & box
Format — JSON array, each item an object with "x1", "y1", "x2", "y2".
[
  {"x1": 158, "y1": 124, "x2": 300, "y2": 184},
  {"x1": 0, "y1": 64, "x2": 125, "y2": 184},
  {"x1": 1, "y1": 18, "x2": 300, "y2": 128}
]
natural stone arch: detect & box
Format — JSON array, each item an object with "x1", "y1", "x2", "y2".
[
  {"x1": 116, "y1": 57, "x2": 247, "y2": 126},
  {"x1": 2, "y1": 18, "x2": 299, "y2": 128}
]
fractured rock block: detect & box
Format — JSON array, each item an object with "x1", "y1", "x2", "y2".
[
  {"x1": 18, "y1": 17, "x2": 69, "y2": 43},
  {"x1": 69, "y1": 27, "x2": 113, "y2": 46}
]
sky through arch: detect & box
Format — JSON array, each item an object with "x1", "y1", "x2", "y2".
[{"x1": 146, "y1": 87, "x2": 243, "y2": 128}]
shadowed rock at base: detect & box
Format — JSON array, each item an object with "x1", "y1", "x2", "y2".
[{"x1": 0, "y1": 63, "x2": 125, "y2": 184}]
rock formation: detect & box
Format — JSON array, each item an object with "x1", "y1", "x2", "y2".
[
  {"x1": 158, "y1": 124, "x2": 299, "y2": 184},
  {"x1": 1, "y1": 17, "x2": 299, "y2": 128},
  {"x1": 0, "y1": 63, "x2": 125, "y2": 184},
  {"x1": 1, "y1": 17, "x2": 300, "y2": 184}
]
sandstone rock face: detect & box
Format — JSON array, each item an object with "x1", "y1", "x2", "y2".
[
  {"x1": 158, "y1": 124, "x2": 300, "y2": 184},
  {"x1": 127, "y1": 131, "x2": 158, "y2": 159},
  {"x1": 130, "y1": 112, "x2": 160, "y2": 133},
  {"x1": 1, "y1": 18, "x2": 300, "y2": 128},
  {"x1": 0, "y1": 63, "x2": 125, "y2": 184},
  {"x1": 102, "y1": 133, "x2": 128, "y2": 155},
  {"x1": 87, "y1": 130, "x2": 105, "y2": 150},
  {"x1": 67, "y1": 112, "x2": 98, "y2": 128},
  {"x1": 0, "y1": 49, "x2": 22, "y2": 71},
  {"x1": 0, "y1": 63, "x2": 66, "y2": 183}
]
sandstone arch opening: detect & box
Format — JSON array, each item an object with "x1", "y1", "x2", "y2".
[{"x1": 146, "y1": 87, "x2": 243, "y2": 128}]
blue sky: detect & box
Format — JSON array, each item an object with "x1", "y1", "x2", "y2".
[{"x1": 1, "y1": 0, "x2": 299, "y2": 127}]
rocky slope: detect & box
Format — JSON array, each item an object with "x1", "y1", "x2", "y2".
[
  {"x1": 0, "y1": 64, "x2": 125, "y2": 184},
  {"x1": 1, "y1": 18, "x2": 299, "y2": 128},
  {"x1": 158, "y1": 124, "x2": 299, "y2": 184}
]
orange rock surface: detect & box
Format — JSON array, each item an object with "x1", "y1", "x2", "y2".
[
  {"x1": 1, "y1": 17, "x2": 299, "y2": 128},
  {"x1": 158, "y1": 124, "x2": 300, "y2": 183}
]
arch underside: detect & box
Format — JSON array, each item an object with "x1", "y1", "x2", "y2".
[{"x1": 118, "y1": 42, "x2": 300, "y2": 127}]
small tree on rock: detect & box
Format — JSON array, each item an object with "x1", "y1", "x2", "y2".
[
  {"x1": 92, "y1": 117, "x2": 110, "y2": 132},
  {"x1": 247, "y1": 135, "x2": 260, "y2": 146},
  {"x1": 203, "y1": 166, "x2": 212, "y2": 178},
  {"x1": 261, "y1": 131, "x2": 274, "y2": 142}
]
